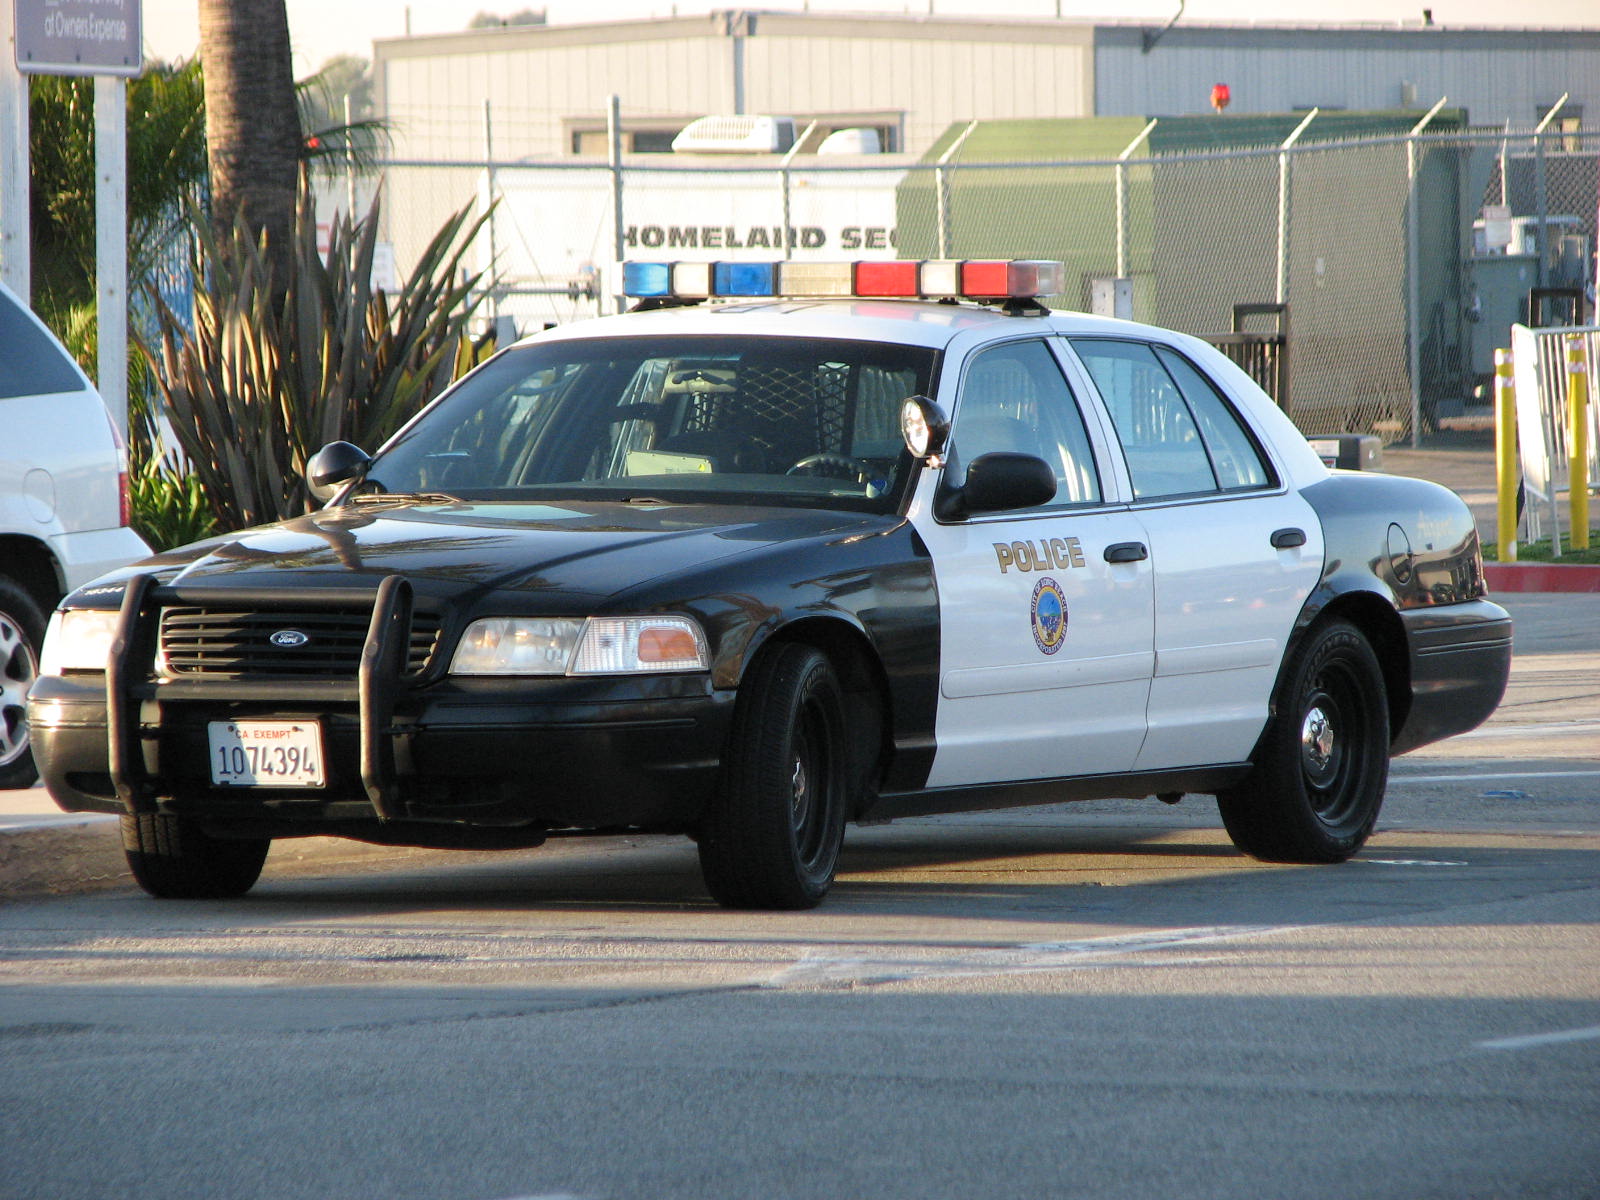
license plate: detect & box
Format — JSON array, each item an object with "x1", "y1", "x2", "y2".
[{"x1": 207, "y1": 720, "x2": 325, "y2": 788}]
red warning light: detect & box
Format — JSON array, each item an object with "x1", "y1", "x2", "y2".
[{"x1": 1211, "y1": 83, "x2": 1231, "y2": 113}]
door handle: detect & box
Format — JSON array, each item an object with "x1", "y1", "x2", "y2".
[
  {"x1": 1271, "y1": 527, "x2": 1307, "y2": 549},
  {"x1": 1103, "y1": 541, "x2": 1148, "y2": 564}
]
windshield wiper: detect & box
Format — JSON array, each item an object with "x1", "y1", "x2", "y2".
[{"x1": 348, "y1": 491, "x2": 462, "y2": 506}]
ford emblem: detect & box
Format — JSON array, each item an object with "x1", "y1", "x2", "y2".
[{"x1": 269, "y1": 629, "x2": 310, "y2": 648}]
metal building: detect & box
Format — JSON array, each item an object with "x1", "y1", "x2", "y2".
[{"x1": 372, "y1": 10, "x2": 1600, "y2": 161}]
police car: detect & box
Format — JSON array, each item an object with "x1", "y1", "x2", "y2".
[{"x1": 27, "y1": 260, "x2": 1512, "y2": 909}]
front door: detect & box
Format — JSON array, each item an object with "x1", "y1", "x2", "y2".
[{"x1": 908, "y1": 337, "x2": 1155, "y2": 789}]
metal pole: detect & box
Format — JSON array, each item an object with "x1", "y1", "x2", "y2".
[
  {"x1": 935, "y1": 120, "x2": 977, "y2": 260},
  {"x1": 1115, "y1": 119, "x2": 1157, "y2": 281},
  {"x1": 1531, "y1": 95, "x2": 1566, "y2": 294},
  {"x1": 608, "y1": 94, "x2": 625, "y2": 315},
  {"x1": 95, "y1": 77, "x2": 128, "y2": 441},
  {"x1": 1568, "y1": 334, "x2": 1591, "y2": 550},
  {"x1": 1407, "y1": 135, "x2": 1422, "y2": 447},
  {"x1": 779, "y1": 122, "x2": 815, "y2": 262},
  {"x1": 1495, "y1": 348, "x2": 1518, "y2": 561},
  {"x1": 344, "y1": 93, "x2": 358, "y2": 220},
  {"x1": 0, "y1": 3, "x2": 29, "y2": 297},
  {"x1": 1405, "y1": 100, "x2": 1447, "y2": 447},
  {"x1": 1276, "y1": 108, "x2": 1318, "y2": 307},
  {"x1": 483, "y1": 99, "x2": 498, "y2": 322}
]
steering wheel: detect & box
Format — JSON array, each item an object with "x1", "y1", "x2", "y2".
[{"x1": 785, "y1": 453, "x2": 864, "y2": 481}]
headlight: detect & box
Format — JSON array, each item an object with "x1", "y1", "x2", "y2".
[
  {"x1": 570, "y1": 616, "x2": 709, "y2": 675},
  {"x1": 450, "y1": 617, "x2": 584, "y2": 675},
  {"x1": 37, "y1": 609, "x2": 121, "y2": 675},
  {"x1": 450, "y1": 615, "x2": 709, "y2": 676}
]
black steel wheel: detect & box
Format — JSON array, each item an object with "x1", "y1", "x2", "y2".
[
  {"x1": 121, "y1": 813, "x2": 270, "y2": 899},
  {"x1": 698, "y1": 643, "x2": 850, "y2": 910},
  {"x1": 0, "y1": 576, "x2": 46, "y2": 790},
  {"x1": 1218, "y1": 619, "x2": 1390, "y2": 863}
]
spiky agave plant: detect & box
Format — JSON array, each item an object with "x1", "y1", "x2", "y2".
[{"x1": 146, "y1": 183, "x2": 492, "y2": 532}]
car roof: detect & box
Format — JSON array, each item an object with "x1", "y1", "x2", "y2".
[{"x1": 517, "y1": 298, "x2": 1156, "y2": 353}]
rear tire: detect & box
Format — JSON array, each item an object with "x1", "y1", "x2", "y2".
[
  {"x1": 1218, "y1": 620, "x2": 1390, "y2": 863},
  {"x1": 698, "y1": 644, "x2": 850, "y2": 910},
  {"x1": 121, "y1": 813, "x2": 270, "y2": 899},
  {"x1": 0, "y1": 577, "x2": 47, "y2": 790}
]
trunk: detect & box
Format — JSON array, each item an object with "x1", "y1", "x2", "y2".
[{"x1": 197, "y1": 0, "x2": 300, "y2": 285}]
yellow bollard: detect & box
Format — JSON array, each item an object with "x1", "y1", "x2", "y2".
[
  {"x1": 1495, "y1": 348, "x2": 1518, "y2": 561},
  {"x1": 1568, "y1": 335, "x2": 1591, "y2": 551}
]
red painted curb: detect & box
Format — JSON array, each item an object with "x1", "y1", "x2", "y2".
[{"x1": 1484, "y1": 562, "x2": 1600, "y2": 593}]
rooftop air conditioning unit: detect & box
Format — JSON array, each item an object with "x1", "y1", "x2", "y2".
[
  {"x1": 672, "y1": 115, "x2": 796, "y2": 154},
  {"x1": 817, "y1": 127, "x2": 882, "y2": 155}
]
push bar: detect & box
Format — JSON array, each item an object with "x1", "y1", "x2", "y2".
[{"x1": 358, "y1": 574, "x2": 413, "y2": 820}]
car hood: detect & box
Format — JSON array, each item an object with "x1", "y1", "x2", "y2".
[{"x1": 97, "y1": 499, "x2": 890, "y2": 611}]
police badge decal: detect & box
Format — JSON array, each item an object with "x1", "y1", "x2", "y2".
[{"x1": 1030, "y1": 577, "x2": 1068, "y2": 655}]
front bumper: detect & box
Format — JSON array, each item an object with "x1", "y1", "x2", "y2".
[
  {"x1": 29, "y1": 672, "x2": 734, "y2": 836},
  {"x1": 28, "y1": 575, "x2": 734, "y2": 841},
  {"x1": 1392, "y1": 598, "x2": 1513, "y2": 756}
]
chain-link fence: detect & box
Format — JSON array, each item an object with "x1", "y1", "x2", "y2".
[{"x1": 353, "y1": 128, "x2": 1600, "y2": 444}]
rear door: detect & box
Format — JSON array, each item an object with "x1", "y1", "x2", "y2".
[
  {"x1": 908, "y1": 335, "x2": 1154, "y2": 789},
  {"x1": 1063, "y1": 337, "x2": 1323, "y2": 771}
]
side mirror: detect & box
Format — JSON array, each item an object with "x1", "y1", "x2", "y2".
[
  {"x1": 900, "y1": 395, "x2": 950, "y2": 460},
  {"x1": 306, "y1": 441, "x2": 372, "y2": 502},
  {"x1": 942, "y1": 452, "x2": 1057, "y2": 519}
]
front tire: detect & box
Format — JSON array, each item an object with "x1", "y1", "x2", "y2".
[
  {"x1": 121, "y1": 813, "x2": 270, "y2": 899},
  {"x1": 1218, "y1": 620, "x2": 1390, "y2": 863},
  {"x1": 0, "y1": 577, "x2": 47, "y2": 790},
  {"x1": 698, "y1": 644, "x2": 850, "y2": 910}
]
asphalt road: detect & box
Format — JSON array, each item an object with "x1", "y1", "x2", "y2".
[{"x1": 1, "y1": 593, "x2": 1596, "y2": 1200}]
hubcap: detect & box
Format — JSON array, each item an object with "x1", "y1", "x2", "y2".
[
  {"x1": 1300, "y1": 702, "x2": 1338, "y2": 789},
  {"x1": 790, "y1": 753, "x2": 811, "y2": 834},
  {"x1": 0, "y1": 613, "x2": 39, "y2": 767}
]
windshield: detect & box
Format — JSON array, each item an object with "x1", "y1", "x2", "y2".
[{"x1": 367, "y1": 334, "x2": 937, "y2": 513}]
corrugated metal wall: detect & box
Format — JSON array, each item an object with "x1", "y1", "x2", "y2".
[
  {"x1": 1092, "y1": 27, "x2": 1600, "y2": 130},
  {"x1": 376, "y1": 17, "x2": 1599, "y2": 163},
  {"x1": 374, "y1": 14, "x2": 1097, "y2": 161},
  {"x1": 741, "y1": 19, "x2": 1093, "y2": 153},
  {"x1": 379, "y1": 24, "x2": 736, "y2": 161}
]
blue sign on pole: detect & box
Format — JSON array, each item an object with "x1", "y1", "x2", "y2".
[{"x1": 13, "y1": 0, "x2": 142, "y2": 77}]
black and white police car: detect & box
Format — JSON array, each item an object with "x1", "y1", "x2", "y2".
[{"x1": 28, "y1": 259, "x2": 1511, "y2": 908}]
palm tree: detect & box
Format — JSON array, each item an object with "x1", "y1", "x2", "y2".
[{"x1": 197, "y1": 0, "x2": 300, "y2": 283}]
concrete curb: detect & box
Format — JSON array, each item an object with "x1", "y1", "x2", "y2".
[
  {"x1": 0, "y1": 811, "x2": 397, "y2": 899},
  {"x1": 1486, "y1": 562, "x2": 1600, "y2": 593},
  {"x1": 0, "y1": 816, "x2": 129, "y2": 897}
]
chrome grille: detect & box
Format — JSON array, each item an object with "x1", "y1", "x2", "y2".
[{"x1": 159, "y1": 607, "x2": 440, "y2": 678}]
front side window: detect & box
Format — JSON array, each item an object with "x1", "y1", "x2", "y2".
[
  {"x1": 368, "y1": 335, "x2": 935, "y2": 514},
  {"x1": 950, "y1": 339, "x2": 1102, "y2": 510},
  {"x1": 1070, "y1": 339, "x2": 1273, "y2": 500}
]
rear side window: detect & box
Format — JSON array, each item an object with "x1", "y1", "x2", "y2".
[
  {"x1": 1153, "y1": 346, "x2": 1274, "y2": 490},
  {"x1": 0, "y1": 290, "x2": 85, "y2": 399},
  {"x1": 1070, "y1": 339, "x2": 1273, "y2": 500}
]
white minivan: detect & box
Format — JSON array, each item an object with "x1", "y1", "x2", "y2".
[{"x1": 0, "y1": 280, "x2": 149, "y2": 787}]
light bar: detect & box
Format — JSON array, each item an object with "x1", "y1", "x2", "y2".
[{"x1": 621, "y1": 260, "x2": 1064, "y2": 303}]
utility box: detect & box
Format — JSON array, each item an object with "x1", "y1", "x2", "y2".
[
  {"x1": 1090, "y1": 277, "x2": 1133, "y2": 321},
  {"x1": 1307, "y1": 434, "x2": 1383, "y2": 471}
]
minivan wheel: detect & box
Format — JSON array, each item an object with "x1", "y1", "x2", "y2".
[{"x1": 0, "y1": 576, "x2": 47, "y2": 790}]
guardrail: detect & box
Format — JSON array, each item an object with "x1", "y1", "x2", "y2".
[
  {"x1": 1508, "y1": 323, "x2": 1599, "y2": 554},
  {"x1": 1201, "y1": 303, "x2": 1289, "y2": 416}
]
